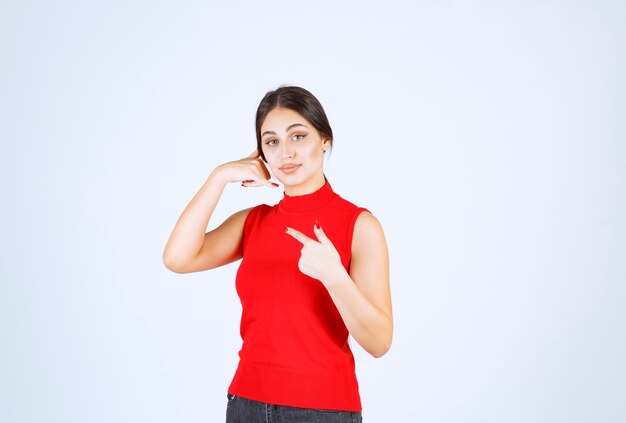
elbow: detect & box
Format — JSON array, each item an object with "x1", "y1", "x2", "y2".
[
  {"x1": 367, "y1": 324, "x2": 393, "y2": 358},
  {"x1": 162, "y1": 252, "x2": 188, "y2": 274},
  {"x1": 366, "y1": 329, "x2": 393, "y2": 359},
  {"x1": 368, "y1": 340, "x2": 392, "y2": 359}
]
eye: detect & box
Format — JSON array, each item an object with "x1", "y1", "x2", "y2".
[
  {"x1": 292, "y1": 134, "x2": 306, "y2": 141},
  {"x1": 265, "y1": 139, "x2": 277, "y2": 145}
]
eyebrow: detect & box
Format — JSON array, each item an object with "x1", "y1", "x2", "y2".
[{"x1": 261, "y1": 123, "x2": 309, "y2": 138}]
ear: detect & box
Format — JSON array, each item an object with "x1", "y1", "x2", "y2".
[{"x1": 322, "y1": 138, "x2": 332, "y2": 152}]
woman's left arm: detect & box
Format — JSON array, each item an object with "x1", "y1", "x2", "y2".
[
  {"x1": 327, "y1": 212, "x2": 392, "y2": 358},
  {"x1": 285, "y1": 212, "x2": 392, "y2": 358}
]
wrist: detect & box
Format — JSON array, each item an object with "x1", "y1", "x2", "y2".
[
  {"x1": 323, "y1": 267, "x2": 351, "y2": 291},
  {"x1": 209, "y1": 165, "x2": 232, "y2": 186}
]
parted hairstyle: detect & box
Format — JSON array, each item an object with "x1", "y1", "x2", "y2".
[{"x1": 255, "y1": 86, "x2": 333, "y2": 162}]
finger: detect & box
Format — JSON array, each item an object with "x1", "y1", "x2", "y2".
[
  {"x1": 313, "y1": 221, "x2": 331, "y2": 245},
  {"x1": 242, "y1": 179, "x2": 279, "y2": 188},
  {"x1": 284, "y1": 227, "x2": 313, "y2": 245},
  {"x1": 257, "y1": 159, "x2": 271, "y2": 180},
  {"x1": 246, "y1": 152, "x2": 270, "y2": 179},
  {"x1": 247, "y1": 148, "x2": 260, "y2": 159}
]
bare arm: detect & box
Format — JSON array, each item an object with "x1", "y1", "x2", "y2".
[
  {"x1": 284, "y1": 212, "x2": 393, "y2": 357},
  {"x1": 326, "y1": 212, "x2": 392, "y2": 357},
  {"x1": 163, "y1": 150, "x2": 276, "y2": 274}
]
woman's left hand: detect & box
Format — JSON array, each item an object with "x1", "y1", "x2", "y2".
[{"x1": 284, "y1": 223, "x2": 346, "y2": 287}]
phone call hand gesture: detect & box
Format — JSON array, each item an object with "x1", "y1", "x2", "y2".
[{"x1": 216, "y1": 149, "x2": 279, "y2": 188}]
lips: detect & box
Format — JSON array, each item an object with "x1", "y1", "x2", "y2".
[{"x1": 279, "y1": 164, "x2": 301, "y2": 174}]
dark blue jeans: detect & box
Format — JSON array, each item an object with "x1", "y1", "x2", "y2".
[{"x1": 225, "y1": 393, "x2": 363, "y2": 423}]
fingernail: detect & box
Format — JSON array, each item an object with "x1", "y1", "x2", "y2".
[
  {"x1": 271, "y1": 182, "x2": 279, "y2": 187},
  {"x1": 315, "y1": 220, "x2": 320, "y2": 229},
  {"x1": 284, "y1": 227, "x2": 288, "y2": 232}
]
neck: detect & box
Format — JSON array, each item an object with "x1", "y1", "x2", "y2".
[{"x1": 283, "y1": 173, "x2": 327, "y2": 196}]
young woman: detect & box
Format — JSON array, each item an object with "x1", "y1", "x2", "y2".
[{"x1": 163, "y1": 86, "x2": 392, "y2": 422}]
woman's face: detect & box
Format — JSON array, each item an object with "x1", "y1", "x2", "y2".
[{"x1": 260, "y1": 107, "x2": 330, "y2": 194}]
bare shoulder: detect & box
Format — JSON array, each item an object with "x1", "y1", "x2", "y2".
[
  {"x1": 208, "y1": 206, "x2": 256, "y2": 243},
  {"x1": 222, "y1": 206, "x2": 255, "y2": 227},
  {"x1": 351, "y1": 211, "x2": 389, "y2": 271},
  {"x1": 353, "y1": 211, "x2": 387, "y2": 249},
  {"x1": 177, "y1": 206, "x2": 255, "y2": 273}
]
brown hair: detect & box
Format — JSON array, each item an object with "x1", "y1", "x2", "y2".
[{"x1": 255, "y1": 86, "x2": 333, "y2": 162}]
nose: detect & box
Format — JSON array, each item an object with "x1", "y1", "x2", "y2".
[{"x1": 280, "y1": 141, "x2": 295, "y2": 160}]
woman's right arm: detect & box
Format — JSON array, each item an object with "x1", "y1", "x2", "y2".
[{"x1": 162, "y1": 151, "x2": 275, "y2": 274}]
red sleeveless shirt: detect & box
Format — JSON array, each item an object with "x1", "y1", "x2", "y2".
[{"x1": 227, "y1": 181, "x2": 368, "y2": 411}]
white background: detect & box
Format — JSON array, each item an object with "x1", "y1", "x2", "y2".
[{"x1": 1, "y1": 1, "x2": 625, "y2": 422}]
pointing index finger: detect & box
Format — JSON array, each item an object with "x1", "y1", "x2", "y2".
[{"x1": 284, "y1": 227, "x2": 313, "y2": 245}]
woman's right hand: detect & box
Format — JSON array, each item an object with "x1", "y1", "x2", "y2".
[{"x1": 214, "y1": 149, "x2": 279, "y2": 188}]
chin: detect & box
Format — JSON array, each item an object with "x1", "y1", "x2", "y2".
[{"x1": 280, "y1": 177, "x2": 304, "y2": 187}]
